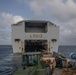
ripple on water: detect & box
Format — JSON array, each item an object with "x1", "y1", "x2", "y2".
[{"x1": 0, "y1": 54, "x2": 14, "y2": 75}]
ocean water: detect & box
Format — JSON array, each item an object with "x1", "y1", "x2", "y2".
[
  {"x1": 58, "y1": 46, "x2": 76, "y2": 59},
  {"x1": 0, "y1": 45, "x2": 76, "y2": 75},
  {"x1": 0, "y1": 45, "x2": 13, "y2": 75}
]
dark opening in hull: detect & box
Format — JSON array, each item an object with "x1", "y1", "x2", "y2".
[{"x1": 25, "y1": 40, "x2": 47, "y2": 52}]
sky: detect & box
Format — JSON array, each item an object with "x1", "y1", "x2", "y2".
[{"x1": 0, "y1": 0, "x2": 76, "y2": 45}]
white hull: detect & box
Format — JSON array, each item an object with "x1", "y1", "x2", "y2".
[{"x1": 11, "y1": 20, "x2": 59, "y2": 53}]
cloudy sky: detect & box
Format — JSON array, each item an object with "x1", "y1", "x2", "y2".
[{"x1": 0, "y1": 0, "x2": 76, "y2": 45}]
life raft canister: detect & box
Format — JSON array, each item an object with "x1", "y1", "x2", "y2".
[{"x1": 70, "y1": 53, "x2": 76, "y2": 59}]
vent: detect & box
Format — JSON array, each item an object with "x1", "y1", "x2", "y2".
[{"x1": 14, "y1": 39, "x2": 20, "y2": 42}]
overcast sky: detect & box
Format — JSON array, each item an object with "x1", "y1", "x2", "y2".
[{"x1": 0, "y1": 0, "x2": 76, "y2": 45}]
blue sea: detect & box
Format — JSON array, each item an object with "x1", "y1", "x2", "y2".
[{"x1": 0, "y1": 45, "x2": 76, "y2": 75}]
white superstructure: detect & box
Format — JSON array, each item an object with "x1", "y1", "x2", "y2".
[{"x1": 11, "y1": 20, "x2": 59, "y2": 53}]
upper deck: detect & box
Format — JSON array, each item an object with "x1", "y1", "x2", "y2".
[{"x1": 12, "y1": 20, "x2": 57, "y2": 33}]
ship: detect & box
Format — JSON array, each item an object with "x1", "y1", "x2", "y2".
[{"x1": 11, "y1": 20, "x2": 76, "y2": 75}]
